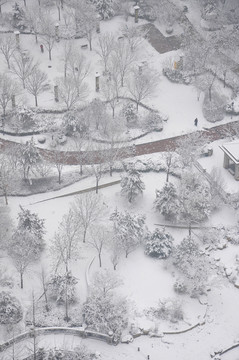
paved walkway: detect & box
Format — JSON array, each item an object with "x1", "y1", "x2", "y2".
[{"x1": 0, "y1": 120, "x2": 238, "y2": 166}]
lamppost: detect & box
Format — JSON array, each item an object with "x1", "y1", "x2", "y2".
[
  {"x1": 14, "y1": 31, "x2": 20, "y2": 49},
  {"x1": 134, "y1": 5, "x2": 140, "y2": 23},
  {"x1": 95, "y1": 72, "x2": 100, "y2": 92},
  {"x1": 55, "y1": 23, "x2": 60, "y2": 42}
]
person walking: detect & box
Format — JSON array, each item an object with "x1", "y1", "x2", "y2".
[
  {"x1": 40, "y1": 44, "x2": 44, "y2": 53},
  {"x1": 194, "y1": 118, "x2": 198, "y2": 126}
]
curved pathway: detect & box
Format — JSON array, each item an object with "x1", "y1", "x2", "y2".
[{"x1": 0, "y1": 120, "x2": 238, "y2": 165}]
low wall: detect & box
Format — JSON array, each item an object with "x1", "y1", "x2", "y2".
[{"x1": 0, "y1": 326, "x2": 114, "y2": 353}]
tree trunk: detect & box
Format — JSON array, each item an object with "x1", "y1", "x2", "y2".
[
  {"x1": 112, "y1": 107, "x2": 115, "y2": 118},
  {"x1": 57, "y1": 6, "x2": 61, "y2": 21},
  {"x1": 189, "y1": 222, "x2": 191, "y2": 236},
  {"x1": 83, "y1": 228, "x2": 87, "y2": 243},
  {"x1": 209, "y1": 86, "x2": 212, "y2": 102},
  {"x1": 7, "y1": 59, "x2": 10, "y2": 69},
  {"x1": 0, "y1": 5, "x2": 2, "y2": 13},
  {"x1": 166, "y1": 169, "x2": 169, "y2": 182},
  {"x1": 80, "y1": 164, "x2": 83, "y2": 176},
  {"x1": 58, "y1": 170, "x2": 61, "y2": 184},
  {"x1": 49, "y1": 49, "x2": 52, "y2": 61},
  {"x1": 20, "y1": 272, "x2": 23, "y2": 289},
  {"x1": 110, "y1": 165, "x2": 113, "y2": 176},
  {"x1": 136, "y1": 102, "x2": 139, "y2": 111},
  {"x1": 89, "y1": 38, "x2": 92, "y2": 51},
  {"x1": 98, "y1": 253, "x2": 102, "y2": 267},
  {"x1": 35, "y1": 33, "x2": 38, "y2": 44},
  {"x1": 35, "y1": 95, "x2": 38, "y2": 107},
  {"x1": 23, "y1": 0, "x2": 26, "y2": 6},
  {"x1": 96, "y1": 178, "x2": 99, "y2": 194},
  {"x1": 4, "y1": 191, "x2": 8, "y2": 205},
  {"x1": 113, "y1": 264, "x2": 117, "y2": 270}
]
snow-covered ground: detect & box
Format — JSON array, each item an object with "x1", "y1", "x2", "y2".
[{"x1": 1, "y1": 2, "x2": 239, "y2": 360}]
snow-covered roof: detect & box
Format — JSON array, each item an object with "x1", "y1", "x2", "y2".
[{"x1": 220, "y1": 140, "x2": 239, "y2": 164}]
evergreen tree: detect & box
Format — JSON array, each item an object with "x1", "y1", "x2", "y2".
[
  {"x1": 110, "y1": 209, "x2": 146, "y2": 257},
  {"x1": 120, "y1": 165, "x2": 145, "y2": 203},
  {"x1": 154, "y1": 182, "x2": 179, "y2": 220},
  {"x1": 17, "y1": 206, "x2": 45, "y2": 240},
  {"x1": 92, "y1": 0, "x2": 115, "y2": 19},
  {"x1": 12, "y1": 2, "x2": 26, "y2": 30},
  {"x1": 145, "y1": 228, "x2": 174, "y2": 259}
]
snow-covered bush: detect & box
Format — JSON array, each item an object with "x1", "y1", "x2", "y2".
[
  {"x1": 45, "y1": 347, "x2": 92, "y2": 360},
  {"x1": 12, "y1": 106, "x2": 37, "y2": 130},
  {"x1": 12, "y1": 2, "x2": 26, "y2": 30},
  {"x1": 154, "y1": 182, "x2": 179, "y2": 221},
  {"x1": 202, "y1": 92, "x2": 226, "y2": 122},
  {"x1": 62, "y1": 109, "x2": 89, "y2": 137},
  {"x1": 163, "y1": 68, "x2": 191, "y2": 85},
  {"x1": 92, "y1": 0, "x2": 115, "y2": 19},
  {"x1": 48, "y1": 272, "x2": 78, "y2": 305},
  {"x1": 144, "y1": 228, "x2": 174, "y2": 259},
  {"x1": 0, "y1": 291, "x2": 23, "y2": 324},
  {"x1": 224, "y1": 227, "x2": 239, "y2": 245},
  {"x1": 122, "y1": 102, "x2": 138, "y2": 127},
  {"x1": 26, "y1": 301, "x2": 83, "y2": 327},
  {"x1": 120, "y1": 165, "x2": 145, "y2": 203},
  {"x1": 142, "y1": 111, "x2": 164, "y2": 132},
  {"x1": 173, "y1": 278, "x2": 187, "y2": 295},
  {"x1": 199, "y1": 227, "x2": 224, "y2": 249},
  {"x1": 172, "y1": 236, "x2": 209, "y2": 297},
  {"x1": 146, "y1": 299, "x2": 184, "y2": 323}
]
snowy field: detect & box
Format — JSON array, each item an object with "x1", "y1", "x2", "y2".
[{"x1": 1, "y1": 1, "x2": 239, "y2": 360}]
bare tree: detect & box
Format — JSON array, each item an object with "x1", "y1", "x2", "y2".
[
  {"x1": 61, "y1": 40, "x2": 73, "y2": 78},
  {"x1": 126, "y1": 67, "x2": 159, "y2": 110},
  {"x1": 49, "y1": 150, "x2": 68, "y2": 184},
  {"x1": 0, "y1": 33, "x2": 16, "y2": 69},
  {"x1": 25, "y1": 67, "x2": 48, "y2": 107},
  {"x1": 67, "y1": 51, "x2": 90, "y2": 95},
  {"x1": 50, "y1": 209, "x2": 80, "y2": 272},
  {"x1": 121, "y1": 24, "x2": 148, "y2": 52},
  {"x1": 11, "y1": 50, "x2": 36, "y2": 89},
  {"x1": 0, "y1": 154, "x2": 16, "y2": 205},
  {"x1": 0, "y1": 74, "x2": 17, "y2": 125},
  {"x1": 89, "y1": 225, "x2": 110, "y2": 267},
  {"x1": 39, "y1": 11, "x2": 55, "y2": 61},
  {"x1": 8, "y1": 229, "x2": 42, "y2": 289},
  {"x1": 162, "y1": 151, "x2": 179, "y2": 182},
  {"x1": 176, "y1": 132, "x2": 205, "y2": 169},
  {"x1": 96, "y1": 33, "x2": 115, "y2": 73},
  {"x1": 0, "y1": 0, "x2": 8, "y2": 13},
  {"x1": 39, "y1": 266, "x2": 49, "y2": 311},
  {"x1": 111, "y1": 40, "x2": 135, "y2": 86},
  {"x1": 24, "y1": 3, "x2": 42, "y2": 43},
  {"x1": 102, "y1": 77, "x2": 119, "y2": 118},
  {"x1": 76, "y1": 0, "x2": 97, "y2": 50},
  {"x1": 72, "y1": 192, "x2": 106, "y2": 242},
  {"x1": 56, "y1": 76, "x2": 88, "y2": 110}
]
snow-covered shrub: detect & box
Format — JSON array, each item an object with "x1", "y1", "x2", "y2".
[
  {"x1": 83, "y1": 291, "x2": 128, "y2": 336},
  {"x1": 26, "y1": 301, "x2": 83, "y2": 328},
  {"x1": 120, "y1": 165, "x2": 145, "y2": 203},
  {"x1": 199, "y1": 227, "x2": 224, "y2": 249},
  {"x1": 12, "y1": 106, "x2": 37, "y2": 130},
  {"x1": 202, "y1": 92, "x2": 226, "y2": 122},
  {"x1": 154, "y1": 182, "x2": 179, "y2": 221},
  {"x1": 163, "y1": 68, "x2": 191, "y2": 84},
  {"x1": 45, "y1": 347, "x2": 92, "y2": 360},
  {"x1": 173, "y1": 278, "x2": 187, "y2": 295},
  {"x1": 92, "y1": 0, "x2": 115, "y2": 19},
  {"x1": 172, "y1": 236, "x2": 209, "y2": 297},
  {"x1": 224, "y1": 227, "x2": 239, "y2": 245},
  {"x1": 146, "y1": 299, "x2": 184, "y2": 323},
  {"x1": 142, "y1": 111, "x2": 164, "y2": 132},
  {"x1": 12, "y1": 2, "x2": 26, "y2": 30},
  {"x1": 122, "y1": 102, "x2": 138, "y2": 127},
  {"x1": 144, "y1": 228, "x2": 174, "y2": 259},
  {"x1": 62, "y1": 109, "x2": 89, "y2": 137},
  {"x1": 48, "y1": 272, "x2": 78, "y2": 305},
  {"x1": 0, "y1": 291, "x2": 23, "y2": 324}
]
